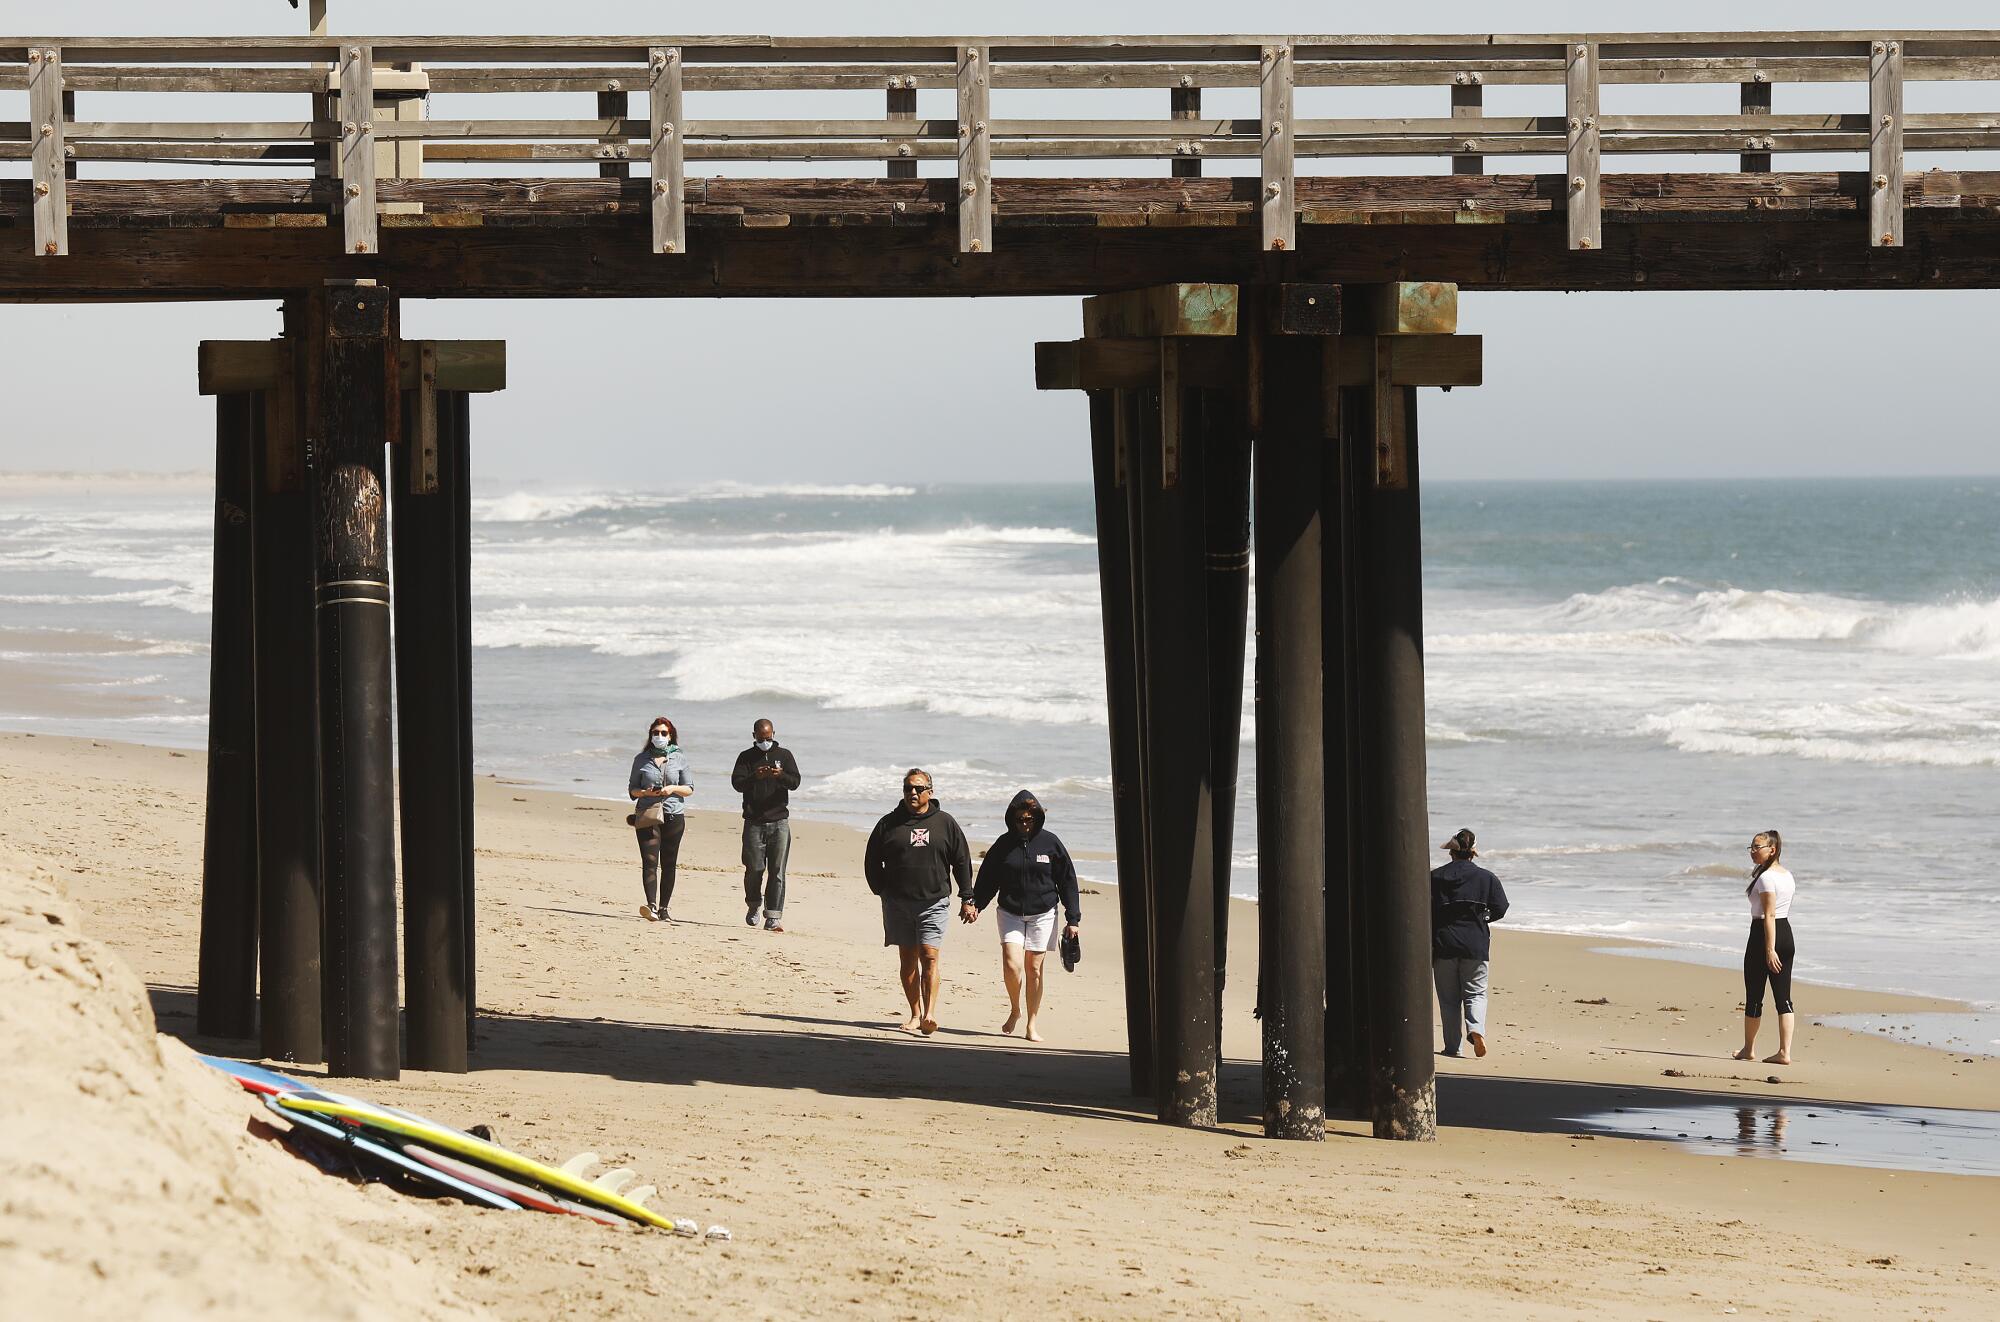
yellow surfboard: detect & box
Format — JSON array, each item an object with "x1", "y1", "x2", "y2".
[{"x1": 273, "y1": 1091, "x2": 685, "y2": 1232}]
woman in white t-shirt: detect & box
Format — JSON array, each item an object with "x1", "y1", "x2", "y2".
[{"x1": 1732, "y1": 829, "x2": 1798, "y2": 1065}]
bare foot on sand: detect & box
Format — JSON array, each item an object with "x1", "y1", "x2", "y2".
[
  {"x1": 1763, "y1": 1052, "x2": 1791, "y2": 1065},
  {"x1": 919, "y1": 1017, "x2": 938, "y2": 1036},
  {"x1": 1024, "y1": 1024, "x2": 1043, "y2": 1043},
  {"x1": 899, "y1": 1016, "x2": 922, "y2": 1034},
  {"x1": 1732, "y1": 1046, "x2": 1756, "y2": 1061},
  {"x1": 1000, "y1": 1014, "x2": 1019, "y2": 1035},
  {"x1": 1468, "y1": 1032, "x2": 1487, "y2": 1058}
]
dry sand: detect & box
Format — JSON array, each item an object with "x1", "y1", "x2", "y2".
[{"x1": 3, "y1": 731, "x2": 1996, "y2": 1320}]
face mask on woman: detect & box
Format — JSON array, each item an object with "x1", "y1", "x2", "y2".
[{"x1": 651, "y1": 733, "x2": 671, "y2": 751}]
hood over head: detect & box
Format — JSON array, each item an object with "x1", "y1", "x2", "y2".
[{"x1": 1006, "y1": 789, "x2": 1046, "y2": 835}]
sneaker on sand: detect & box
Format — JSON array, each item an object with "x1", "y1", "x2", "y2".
[
  {"x1": 765, "y1": 921, "x2": 785, "y2": 933},
  {"x1": 745, "y1": 907, "x2": 760, "y2": 927},
  {"x1": 639, "y1": 903, "x2": 659, "y2": 922},
  {"x1": 1468, "y1": 1031, "x2": 1488, "y2": 1058}
]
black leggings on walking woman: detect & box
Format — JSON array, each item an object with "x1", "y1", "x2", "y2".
[
  {"x1": 637, "y1": 815, "x2": 687, "y2": 914},
  {"x1": 1743, "y1": 917, "x2": 1796, "y2": 1017}
]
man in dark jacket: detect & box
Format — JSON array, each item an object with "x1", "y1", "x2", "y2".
[
  {"x1": 964, "y1": 790, "x2": 1081, "y2": 1042},
  {"x1": 863, "y1": 768, "x2": 973, "y2": 1035},
  {"x1": 1431, "y1": 828, "x2": 1510, "y2": 1058},
  {"x1": 730, "y1": 718, "x2": 802, "y2": 932}
]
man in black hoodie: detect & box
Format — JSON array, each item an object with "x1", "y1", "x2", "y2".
[
  {"x1": 964, "y1": 790, "x2": 1081, "y2": 1042},
  {"x1": 1431, "y1": 828, "x2": 1510, "y2": 1059},
  {"x1": 863, "y1": 768, "x2": 973, "y2": 1036},
  {"x1": 730, "y1": 718, "x2": 802, "y2": 932}
]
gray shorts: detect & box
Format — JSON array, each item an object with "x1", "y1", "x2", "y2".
[{"x1": 881, "y1": 894, "x2": 952, "y2": 949}]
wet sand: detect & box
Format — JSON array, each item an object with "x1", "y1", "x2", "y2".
[{"x1": 5, "y1": 731, "x2": 1998, "y2": 1319}]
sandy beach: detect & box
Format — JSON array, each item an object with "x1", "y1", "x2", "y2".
[{"x1": 4, "y1": 731, "x2": 1997, "y2": 1320}]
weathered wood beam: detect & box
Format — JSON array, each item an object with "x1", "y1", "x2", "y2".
[
  {"x1": 1260, "y1": 40, "x2": 1295, "y2": 251},
  {"x1": 1870, "y1": 37, "x2": 1904, "y2": 247},
  {"x1": 1083, "y1": 281, "x2": 1238, "y2": 338},
  {"x1": 1171, "y1": 83, "x2": 1202, "y2": 177},
  {"x1": 26, "y1": 46, "x2": 65, "y2": 255},
  {"x1": 1326, "y1": 334, "x2": 1481, "y2": 388},
  {"x1": 337, "y1": 45, "x2": 377, "y2": 253},
  {"x1": 1566, "y1": 39, "x2": 1601, "y2": 251},
  {"x1": 597, "y1": 88, "x2": 631, "y2": 180},
  {"x1": 199, "y1": 339, "x2": 507, "y2": 395},
  {"x1": 649, "y1": 46, "x2": 684, "y2": 254},
  {"x1": 957, "y1": 44, "x2": 992, "y2": 252},
  {"x1": 1359, "y1": 281, "x2": 1458, "y2": 335},
  {"x1": 1035, "y1": 337, "x2": 1237, "y2": 391}
]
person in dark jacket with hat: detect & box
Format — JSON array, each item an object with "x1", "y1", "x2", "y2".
[
  {"x1": 1431, "y1": 828, "x2": 1510, "y2": 1059},
  {"x1": 963, "y1": 790, "x2": 1081, "y2": 1042},
  {"x1": 863, "y1": 768, "x2": 973, "y2": 1036}
]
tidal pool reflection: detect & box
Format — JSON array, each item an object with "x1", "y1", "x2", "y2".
[{"x1": 1559, "y1": 1099, "x2": 2000, "y2": 1177}]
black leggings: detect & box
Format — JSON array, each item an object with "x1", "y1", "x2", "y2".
[
  {"x1": 637, "y1": 816, "x2": 686, "y2": 912},
  {"x1": 1743, "y1": 917, "x2": 1796, "y2": 1018}
]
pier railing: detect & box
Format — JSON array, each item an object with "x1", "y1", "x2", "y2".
[{"x1": 6, "y1": 32, "x2": 2000, "y2": 257}]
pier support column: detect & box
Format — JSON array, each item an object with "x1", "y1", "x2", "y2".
[
  {"x1": 1088, "y1": 388, "x2": 1153, "y2": 1096},
  {"x1": 253, "y1": 308, "x2": 324, "y2": 1063},
  {"x1": 196, "y1": 392, "x2": 261, "y2": 1041},
  {"x1": 1132, "y1": 361, "x2": 1220, "y2": 1126},
  {"x1": 1203, "y1": 405, "x2": 1251, "y2": 1050},
  {"x1": 391, "y1": 378, "x2": 472, "y2": 1073},
  {"x1": 313, "y1": 281, "x2": 402, "y2": 1080},
  {"x1": 1254, "y1": 330, "x2": 1328, "y2": 1140}
]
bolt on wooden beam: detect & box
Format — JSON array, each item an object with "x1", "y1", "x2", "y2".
[
  {"x1": 1565, "y1": 39, "x2": 1601, "y2": 252},
  {"x1": 649, "y1": 46, "x2": 685, "y2": 254},
  {"x1": 1260, "y1": 40, "x2": 1295, "y2": 252},
  {"x1": 1870, "y1": 37, "x2": 1904, "y2": 248},
  {"x1": 957, "y1": 44, "x2": 992, "y2": 253},
  {"x1": 337, "y1": 44, "x2": 377, "y2": 254},
  {"x1": 27, "y1": 47, "x2": 67, "y2": 256}
]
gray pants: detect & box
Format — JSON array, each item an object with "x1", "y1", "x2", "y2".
[
  {"x1": 742, "y1": 819, "x2": 791, "y2": 922},
  {"x1": 1433, "y1": 957, "x2": 1490, "y2": 1055}
]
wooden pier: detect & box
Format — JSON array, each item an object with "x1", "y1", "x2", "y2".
[{"x1": 7, "y1": 30, "x2": 2000, "y2": 1132}]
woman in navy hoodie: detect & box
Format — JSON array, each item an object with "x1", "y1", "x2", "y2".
[{"x1": 962, "y1": 790, "x2": 1081, "y2": 1042}]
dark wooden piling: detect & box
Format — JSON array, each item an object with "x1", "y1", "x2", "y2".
[
  {"x1": 251, "y1": 328, "x2": 324, "y2": 1063},
  {"x1": 450, "y1": 391, "x2": 479, "y2": 1047},
  {"x1": 1255, "y1": 335, "x2": 1328, "y2": 1140},
  {"x1": 1350, "y1": 380, "x2": 1438, "y2": 1141},
  {"x1": 1324, "y1": 381, "x2": 1371, "y2": 1119},
  {"x1": 1132, "y1": 360, "x2": 1219, "y2": 1127},
  {"x1": 1202, "y1": 395, "x2": 1251, "y2": 1050},
  {"x1": 1089, "y1": 388, "x2": 1153, "y2": 1096},
  {"x1": 314, "y1": 282, "x2": 402, "y2": 1080},
  {"x1": 391, "y1": 380, "x2": 470, "y2": 1073},
  {"x1": 195, "y1": 392, "x2": 261, "y2": 1041}
]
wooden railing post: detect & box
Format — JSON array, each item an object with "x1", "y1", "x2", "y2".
[
  {"x1": 887, "y1": 77, "x2": 916, "y2": 179},
  {"x1": 1739, "y1": 75, "x2": 1772, "y2": 173},
  {"x1": 1870, "y1": 37, "x2": 1904, "y2": 247},
  {"x1": 1260, "y1": 40, "x2": 1295, "y2": 252},
  {"x1": 337, "y1": 44, "x2": 378, "y2": 253},
  {"x1": 957, "y1": 44, "x2": 992, "y2": 253},
  {"x1": 1171, "y1": 81, "x2": 1202, "y2": 178},
  {"x1": 597, "y1": 86, "x2": 631, "y2": 179},
  {"x1": 26, "y1": 46, "x2": 67, "y2": 255},
  {"x1": 1450, "y1": 72, "x2": 1482, "y2": 175},
  {"x1": 649, "y1": 46, "x2": 685, "y2": 254},
  {"x1": 1565, "y1": 39, "x2": 1601, "y2": 251}
]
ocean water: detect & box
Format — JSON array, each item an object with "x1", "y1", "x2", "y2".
[{"x1": 2, "y1": 475, "x2": 1996, "y2": 1023}]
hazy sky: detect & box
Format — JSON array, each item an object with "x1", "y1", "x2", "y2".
[{"x1": 4, "y1": 2, "x2": 1996, "y2": 484}]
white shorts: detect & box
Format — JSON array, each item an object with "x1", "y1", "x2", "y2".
[{"x1": 997, "y1": 907, "x2": 1060, "y2": 953}]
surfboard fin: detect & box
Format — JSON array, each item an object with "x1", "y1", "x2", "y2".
[
  {"x1": 623, "y1": 1185, "x2": 655, "y2": 1207},
  {"x1": 559, "y1": 1152, "x2": 600, "y2": 1178},
  {"x1": 592, "y1": 1167, "x2": 638, "y2": 1194}
]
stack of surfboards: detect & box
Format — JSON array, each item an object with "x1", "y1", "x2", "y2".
[{"x1": 201, "y1": 1055, "x2": 728, "y2": 1238}]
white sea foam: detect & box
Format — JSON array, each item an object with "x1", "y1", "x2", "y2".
[
  {"x1": 472, "y1": 482, "x2": 918, "y2": 523},
  {"x1": 1640, "y1": 699, "x2": 2000, "y2": 768}
]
